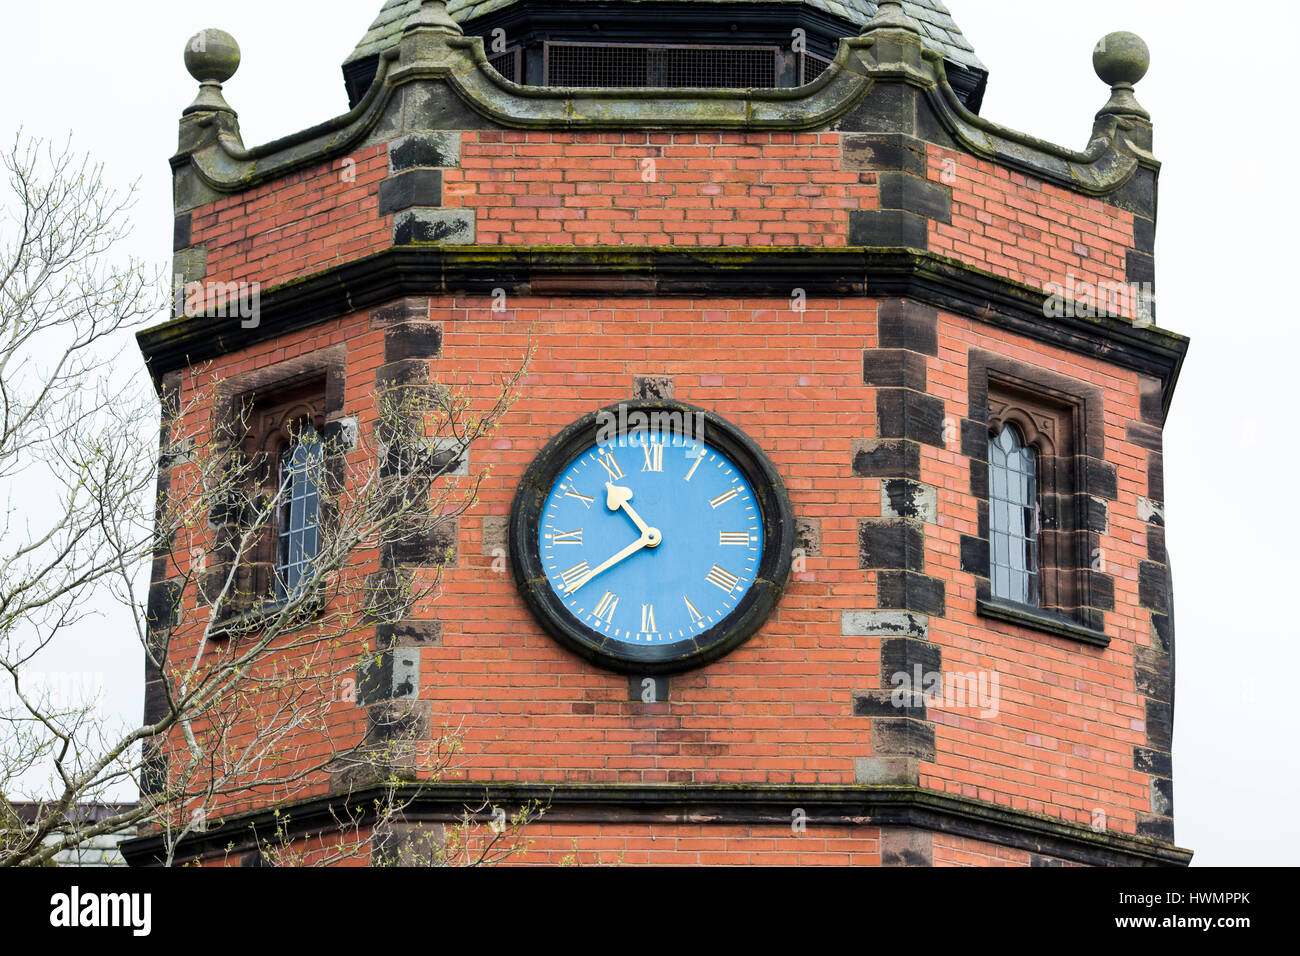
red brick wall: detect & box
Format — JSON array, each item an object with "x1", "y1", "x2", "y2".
[
  {"x1": 187, "y1": 145, "x2": 391, "y2": 289},
  {"x1": 168, "y1": 293, "x2": 1159, "y2": 849},
  {"x1": 160, "y1": 112, "x2": 1168, "y2": 864},
  {"x1": 183, "y1": 133, "x2": 1138, "y2": 312},
  {"x1": 932, "y1": 832, "x2": 1036, "y2": 867},
  {"x1": 449, "y1": 131, "x2": 870, "y2": 246},
  {"x1": 497, "y1": 824, "x2": 882, "y2": 866},
  {"x1": 928, "y1": 145, "x2": 1136, "y2": 310}
]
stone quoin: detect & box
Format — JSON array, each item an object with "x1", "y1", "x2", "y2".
[{"x1": 125, "y1": 0, "x2": 1190, "y2": 867}]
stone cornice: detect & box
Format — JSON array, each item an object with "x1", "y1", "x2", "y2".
[
  {"x1": 137, "y1": 245, "x2": 1189, "y2": 416},
  {"x1": 118, "y1": 781, "x2": 1193, "y2": 867}
]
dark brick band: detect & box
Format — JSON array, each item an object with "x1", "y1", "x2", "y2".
[
  {"x1": 859, "y1": 518, "x2": 926, "y2": 572},
  {"x1": 877, "y1": 388, "x2": 946, "y2": 447},
  {"x1": 379, "y1": 168, "x2": 444, "y2": 216},
  {"x1": 863, "y1": 349, "x2": 927, "y2": 390},
  {"x1": 877, "y1": 570, "x2": 946, "y2": 616},
  {"x1": 849, "y1": 209, "x2": 929, "y2": 249},
  {"x1": 852, "y1": 439, "x2": 921, "y2": 480},
  {"x1": 384, "y1": 322, "x2": 443, "y2": 362}
]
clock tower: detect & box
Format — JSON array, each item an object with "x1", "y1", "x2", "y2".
[{"x1": 126, "y1": 0, "x2": 1190, "y2": 866}]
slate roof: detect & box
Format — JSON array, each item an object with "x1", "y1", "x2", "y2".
[{"x1": 346, "y1": 0, "x2": 985, "y2": 72}]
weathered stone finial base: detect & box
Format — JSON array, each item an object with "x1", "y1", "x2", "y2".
[
  {"x1": 404, "y1": 0, "x2": 464, "y2": 38},
  {"x1": 182, "y1": 28, "x2": 241, "y2": 116},
  {"x1": 862, "y1": 0, "x2": 922, "y2": 36},
  {"x1": 1094, "y1": 31, "x2": 1151, "y2": 120}
]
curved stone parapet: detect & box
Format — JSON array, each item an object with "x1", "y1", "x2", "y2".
[
  {"x1": 177, "y1": 28, "x2": 1154, "y2": 200},
  {"x1": 182, "y1": 50, "x2": 402, "y2": 197},
  {"x1": 923, "y1": 53, "x2": 1153, "y2": 198}
]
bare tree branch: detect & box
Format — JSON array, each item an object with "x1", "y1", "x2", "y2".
[{"x1": 0, "y1": 132, "x2": 538, "y2": 868}]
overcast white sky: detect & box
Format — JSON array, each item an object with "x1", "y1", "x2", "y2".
[{"x1": 0, "y1": 0, "x2": 1295, "y2": 866}]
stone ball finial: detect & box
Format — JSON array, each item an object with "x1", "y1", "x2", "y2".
[
  {"x1": 1093, "y1": 32, "x2": 1151, "y2": 120},
  {"x1": 183, "y1": 29, "x2": 240, "y2": 116},
  {"x1": 184, "y1": 29, "x2": 241, "y2": 84},
  {"x1": 1093, "y1": 32, "x2": 1149, "y2": 89}
]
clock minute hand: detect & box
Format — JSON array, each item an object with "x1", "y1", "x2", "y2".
[{"x1": 567, "y1": 532, "x2": 652, "y2": 595}]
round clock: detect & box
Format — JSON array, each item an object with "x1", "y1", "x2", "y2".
[{"x1": 510, "y1": 401, "x2": 794, "y2": 674}]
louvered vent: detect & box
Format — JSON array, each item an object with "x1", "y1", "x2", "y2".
[{"x1": 544, "y1": 42, "x2": 781, "y2": 89}]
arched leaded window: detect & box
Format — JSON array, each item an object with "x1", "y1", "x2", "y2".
[
  {"x1": 988, "y1": 423, "x2": 1039, "y2": 607},
  {"x1": 275, "y1": 424, "x2": 324, "y2": 601}
]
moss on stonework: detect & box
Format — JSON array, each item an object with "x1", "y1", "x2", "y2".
[{"x1": 140, "y1": 244, "x2": 1187, "y2": 346}]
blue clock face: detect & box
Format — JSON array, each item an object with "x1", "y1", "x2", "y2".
[{"x1": 538, "y1": 430, "x2": 765, "y2": 647}]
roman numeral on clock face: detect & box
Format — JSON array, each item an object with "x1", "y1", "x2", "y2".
[
  {"x1": 565, "y1": 489, "x2": 595, "y2": 508},
  {"x1": 710, "y1": 487, "x2": 740, "y2": 509},
  {"x1": 706, "y1": 564, "x2": 741, "y2": 593},
  {"x1": 597, "y1": 451, "x2": 624, "y2": 481},
  {"x1": 561, "y1": 562, "x2": 590, "y2": 592},
  {"x1": 641, "y1": 442, "x2": 664, "y2": 472},
  {"x1": 641, "y1": 604, "x2": 657, "y2": 633},
  {"x1": 719, "y1": 532, "x2": 750, "y2": 546},
  {"x1": 683, "y1": 595, "x2": 704, "y2": 626},
  {"x1": 594, "y1": 591, "x2": 619, "y2": 623},
  {"x1": 552, "y1": 529, "x2": 583, "y2": 545}
]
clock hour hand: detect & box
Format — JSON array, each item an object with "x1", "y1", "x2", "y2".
[
  {"x1": 605, "y1": 483, "x2": 658, "y2": 545},
  {"x1": 567, "y1": 530, "x2": 655, "y2": 595}
]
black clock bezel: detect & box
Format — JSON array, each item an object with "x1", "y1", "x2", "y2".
[{"x1": 509, "y1": 400, "x2": 795, "y2": 675}]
